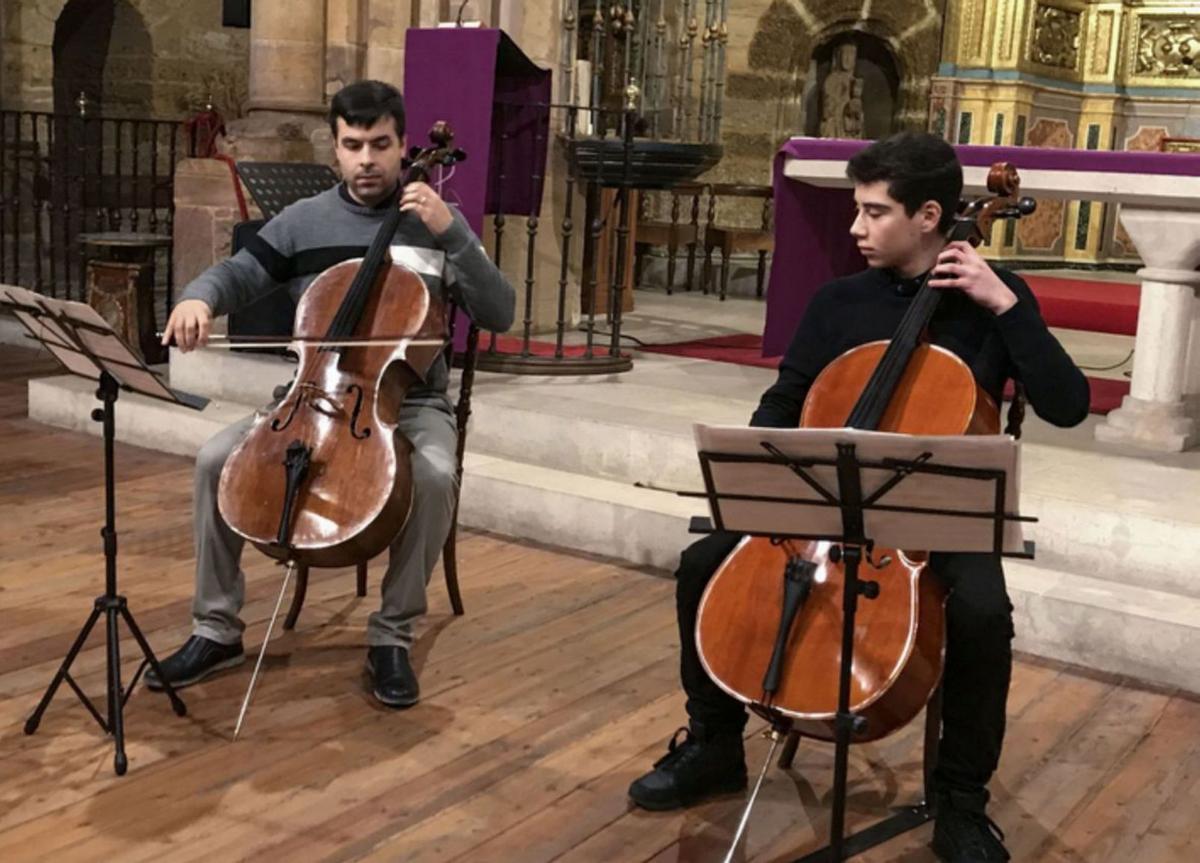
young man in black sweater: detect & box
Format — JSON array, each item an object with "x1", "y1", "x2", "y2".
[{"x1": 627, "y1": 132, "x2": 1089, "y2": 863}]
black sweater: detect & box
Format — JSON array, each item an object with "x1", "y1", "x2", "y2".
[{"x1": 751, "y1": 267, "x2": 1090, "y2": 430}]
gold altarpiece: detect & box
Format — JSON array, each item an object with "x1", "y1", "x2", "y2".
[{"x1": 931, "y1": 0, "x2": 1200, "y2": 266}]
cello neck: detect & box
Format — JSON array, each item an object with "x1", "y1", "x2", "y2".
[
  {"x1": 843, "y1": 271, "x2": 940, "y2": 430},
  {"x1": 323, "y1": 158, "x2": 430, "y2": 348},
  {"x1": 843, "y1": 217, "x2": 981, "y2": 430}
]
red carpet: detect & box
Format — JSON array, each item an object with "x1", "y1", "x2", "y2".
[
  {"x1": 638, "y1": 333, "x2": 778, "y2": 369},
  {"x1": 1022, "y1": 274, "x2": 1139, "y2": 335},
  {"x1": 639, "y1": 333, "x2": 1128, "y2": 415}
]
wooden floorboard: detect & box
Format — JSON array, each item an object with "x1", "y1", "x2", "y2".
[{"x1": 1, "y1": 343, "x2": 1197, "y2": 862}]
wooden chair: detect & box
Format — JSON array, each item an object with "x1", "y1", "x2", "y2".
[
  {"x1": 701, "y1": 184, "x2": 774, "y2": 301},
  {"x1": 283, "y1": 316, "x2": 480, "y2": 629},
  {"x1": 633, "y1": 183, "x2": 705, "y2": 294}
]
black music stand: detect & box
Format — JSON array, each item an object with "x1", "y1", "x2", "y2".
[
  {"x1": 227, "y1": 162, "x2": 339, "y2": 345},
  {"x1": 686, "y1": 423, "x2": 1034, "y2": 863},
  {"x1": 235, "y1": 161, "x2": 338, "y2": 219},
  {"x1": 1, "y1": 285, "x2": 207, "y2": 775}
]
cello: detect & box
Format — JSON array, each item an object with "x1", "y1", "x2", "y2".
[
  {"x1": 695, "y1": 163, "x2": 1034, "y2": 743},
  {"x1": 215, "y1": 123, "x2": 464, "y2": 735}
]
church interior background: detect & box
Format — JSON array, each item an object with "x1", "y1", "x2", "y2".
[{"x1": 2, "y1": 2, "x2": 1200, "y2": 859}]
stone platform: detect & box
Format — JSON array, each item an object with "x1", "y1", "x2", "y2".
[{"x1": 21, "y1": 322, "x2": 1200, "y2": 696}]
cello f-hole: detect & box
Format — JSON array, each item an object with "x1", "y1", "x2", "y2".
[
  {"x1": 270, "y1": 394, "x2": 303, "y2": 432},
  {"x1": 347, "y1": 384, "x2": 371, "y2": 440}
]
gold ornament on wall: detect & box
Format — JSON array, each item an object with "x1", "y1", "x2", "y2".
[
  {"x1": 1136, "y1": 17, "x2": 1200, "y2": 80},
  {"x1": 1029, "y1": 3, "x2": 1081, "y2": 70}
]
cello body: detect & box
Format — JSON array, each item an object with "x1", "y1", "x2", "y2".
[
  {"x1": 217, "y1": 260, "x2": 446, "y2": 568},
  {"x1": 696, "y1": 343, "x2": 998, "y2": 741}
]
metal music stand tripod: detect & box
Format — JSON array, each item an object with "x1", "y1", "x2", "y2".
[
  {"x1": 2, "y1": 286, "x2": 208, "y2": 775},
  {"x1": 687, "y1": 423, "x2": 1034, "y2": 862}
]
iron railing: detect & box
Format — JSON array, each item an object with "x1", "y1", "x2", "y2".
[{"x1": 0, "y1": 106, "x2": 185, "y2": 325}]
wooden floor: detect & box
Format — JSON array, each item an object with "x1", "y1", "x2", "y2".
[{"x1": 0, "y1": 344, "x2": 1197, "y2": 863}]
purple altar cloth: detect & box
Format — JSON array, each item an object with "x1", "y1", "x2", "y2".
[{"x1": 762, "y1": 137, "x2": 1200, "y2": 356}]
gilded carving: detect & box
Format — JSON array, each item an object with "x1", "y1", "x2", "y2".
[
  {"x1": 1090, "y1": 11, "x2": 1114, "y2": 75},
  {"x1": 1163, "y1": 138, "x2": 1200, "y2": 154},
  {"x1": 1029, "y1": 4, "x2": 1081, "y2": 70},
  {"x1": 960, "y1": 0, "x2": 985, "y2": 62},
  {"x1": 1136, "y1": 17, "x2": 1200, "y2": 80},
  {"x1": 998, "y1": 0, "x2": 1014, "y2": 62}
]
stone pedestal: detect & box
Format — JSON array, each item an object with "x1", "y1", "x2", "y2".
[
  {"x1": 172, "y1": 159, "x2": 262, "y2": 334},
  {"x1": 1095, "y1": 207, "x2": 1200, "y2": 451}
]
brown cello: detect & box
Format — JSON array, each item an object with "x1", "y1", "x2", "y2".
[
  {"x1": 695, "y1": 163, "x2": 1035, "y2": 743},
  {"x1": 215, "y1": 123, "x2": 464, "y2": 735},
  {"x1": 218, "y1": 122, "x2": 463, "y2": 569}
]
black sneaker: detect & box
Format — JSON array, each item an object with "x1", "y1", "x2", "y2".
[
  {"x1": 932, "y1": 787, "x2": 1010, "y2": 862},
  {"x1": 143, "y1": 635, "x2": 244, "y2": 691},
  {"x1": 628, "y1": 723, "x2": 747, "y2": 811},
  {"x1": 366, "y1": 645, "x2": 420, "y2": 709}
]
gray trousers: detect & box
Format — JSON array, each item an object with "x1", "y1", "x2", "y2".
[{"x1": 191, "y1": 402, "x2": 459, "y2": 650}]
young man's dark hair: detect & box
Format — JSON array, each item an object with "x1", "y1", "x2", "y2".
[
  {"x1": 328, "y1": 80, "x2": 406, "y2": 138},
  {"x1": 846, "y1": 131, "x2": 962, "y2": 232}
]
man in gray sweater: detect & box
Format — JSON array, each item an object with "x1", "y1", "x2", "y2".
[{"x1": 145, "y1": 80, "x2": 514, "y2": 707}]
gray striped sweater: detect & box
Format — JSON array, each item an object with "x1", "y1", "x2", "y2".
[{"x1": 180, "y1": 183, "x2": 515, "y2": 410}]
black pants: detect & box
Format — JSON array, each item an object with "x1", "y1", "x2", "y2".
[{"x1": 676, "y1": 532, "x2": 1014, "y2": 794}]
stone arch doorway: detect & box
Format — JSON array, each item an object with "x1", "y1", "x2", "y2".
[
  {"x1": 803, "y1": 31, "x2": 900, "y2": 141},
  {"x1": 53, "y1": 0, "x2": 116, "y2": 116},
  {"x1": 53, "y1": 0, "x2": 153, "y2": 118}
]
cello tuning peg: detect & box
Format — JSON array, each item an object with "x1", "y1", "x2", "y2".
[{"x1": 1016, "y1": 196, "x2": 1037, "y2": 215}]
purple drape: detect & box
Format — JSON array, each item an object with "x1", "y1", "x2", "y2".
[{"x1": 763, "y1": 137, "x2": 1200, "y2": 356}]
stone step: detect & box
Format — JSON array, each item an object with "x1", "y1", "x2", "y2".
[
  {"x1": 24, "y1": 370, "x2": 1200, "y2": 695},
  {"x1": 90, "y1": 346, "x2": 1200, "y2": 601},
  {"x1": 25, "y1": 372, "x2": 696, "y2": 571},
  {"x1": 457, "y1": 398, "x2": 1200, "y2": 602},
  {"x1": 1005, "y1": 557, "x2": 1200, "y2": 694},
  {"x1": 28, "y1": 373, "x2": 252, "y2": 458}
]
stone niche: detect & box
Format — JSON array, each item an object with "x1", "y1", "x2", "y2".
[
  {"x1": 716, "y1": 0, "x2": 945, "y2": 185},
  {"x1": 803, "y1": 33, "x2": 899, "y2": 141}
]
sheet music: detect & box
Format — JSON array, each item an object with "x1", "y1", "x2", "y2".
[
  {"x1": 694, "y1": 424, "x2": 1025, "y2": 553},
  {"x1": 2, "y1": 286, "x2": 102, "y2": 379},
  {"x1": 1, "y1": 285, "x2": 205, "y2": 409}
]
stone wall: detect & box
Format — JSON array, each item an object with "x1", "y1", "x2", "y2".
[
  {"x1": 714, "y1": 0, "x2": 947, "y2": 187},
  {"x1": 2, "y1": 0, "x2": 248, "y2": 119}
]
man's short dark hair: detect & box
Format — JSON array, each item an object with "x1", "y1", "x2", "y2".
[
  {"x1": 846, "y1": 132, "x2": 962, "y2": 232},
  {"x1": 328, "y1": 80, "x2": 406, "y2": 139}
]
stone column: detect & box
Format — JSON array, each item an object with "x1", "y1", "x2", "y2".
[
  {"x1": 326, "y1": 0, "x2": 368, "y2": 98},
  {"x1": 1095, "y1": 207, "x2": 1200, "y2": 452},
  {"x1": 224, "y1": 0, "x2": 331, "y2": 163},
  {"x1": 364, "y1": 0, "x2": 412, "y2": 89},
  {"x1": 247, "y1": 0, "x2": 326, "y2": 114}
]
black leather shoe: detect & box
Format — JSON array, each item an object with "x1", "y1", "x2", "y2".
[
  {"x1": 628, "y1": 723, "x2": 747, "y2": 811},
  {"x1": 932, "y1": 787, "x2": 1010, "y2": 862},
  {"x1": 366, "y1": 646, "x2": 420, "y2": 708},
  {"x1": 144, "y1": 635, "x2": 244, "y2": 691}
]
